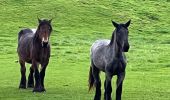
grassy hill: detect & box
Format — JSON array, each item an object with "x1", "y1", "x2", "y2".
[{"x1": 0, "y1": 0, "x2": 170, "y2": 100}]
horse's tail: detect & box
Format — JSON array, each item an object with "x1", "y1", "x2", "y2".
[{"x1": 88, "y1": 66, "x2": 94, "y2": 91}]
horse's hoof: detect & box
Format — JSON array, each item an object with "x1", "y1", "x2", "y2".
[
  {"x1": 19, "y1": 84, "x2": 26, "y2": 89},
  {"x1": 33, "y1": 88, "x2": 41, "y2": 92},
  {"x1": 42, "y1": 88, "x2": 46, "y2": 92},
  {"x1": 32, "y1": 87, "x2": 45, "y2": 92},
  {"x1": 27, "y1": 84, "x2": 34, "y2": 88}
]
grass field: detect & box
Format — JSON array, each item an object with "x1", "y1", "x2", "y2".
[{"x1": 0, "y1": 0, "x2": 170, "y2": 100}]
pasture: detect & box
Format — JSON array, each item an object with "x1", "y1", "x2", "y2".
[{"x1": 0, "y1": 0, "x2": 170, "y2": 100}]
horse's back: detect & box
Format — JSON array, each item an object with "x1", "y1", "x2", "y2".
[
  {"x1": 18, "y1": 28, "x2": 35, "y2": 41},
  {"x1": 90, "y1": 39, "x2": 110, "y2": 71},
  {"x1": 17, "y1": 28, "x2": 36, "y2": 62},
  {"x1": 91, "y1": 39, "x2": 110, "y2": 53},
  {"x1": 18, "y1": 28, "x2": 36, "y2": 47}
]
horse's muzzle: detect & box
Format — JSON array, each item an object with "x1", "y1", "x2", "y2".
[
  {"x1": 42, "y1": 37, "x2": 49, "y2": 48},
  {"x1": 42, "y1": 41, "x2": 48, "y2": 48},
  {"x1": 123, "y1": 45, "x2": 130, "y2": 52}
]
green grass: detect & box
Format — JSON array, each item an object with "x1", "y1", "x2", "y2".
[{"x1": 0, "y1": 0, "x2": 170, "y2": 100}]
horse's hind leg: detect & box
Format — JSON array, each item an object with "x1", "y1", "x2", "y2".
[
  {"x1": 19, "y1": 60, "x2": 26, "y2": 89},
  {"x1": 92, "y1": 65, "x2": 101, "y2": 100},
  {"x1": 27, "y1": 65, "x2": 34, "y2": 88}
]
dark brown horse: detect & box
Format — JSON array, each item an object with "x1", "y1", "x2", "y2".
[{"x1": 17, "y1": 18, "x2": 52, "y2": 92}]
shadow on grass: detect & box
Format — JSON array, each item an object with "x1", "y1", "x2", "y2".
[{"x1": 0, "y1": 86, "x2": 92, "y2": 100}]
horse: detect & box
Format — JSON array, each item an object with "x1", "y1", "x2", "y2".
[
  {"x1": 17, "y1": 18, "x2": 53, "y2": 92},
  {"x1": 88, "y1": 20, "x2": 131, "y2": 100}
]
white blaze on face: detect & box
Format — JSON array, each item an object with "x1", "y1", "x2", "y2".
[{"x1": 42, "y1": 37, "x2": 48, "y2": 43}]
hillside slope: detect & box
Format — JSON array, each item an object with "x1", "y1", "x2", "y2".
[{"x1": 0, "y1": 0, "x2": 170, "y2": 100}]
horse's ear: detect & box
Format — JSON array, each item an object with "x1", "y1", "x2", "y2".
[
  {"x1": 49, "y1": 19, "x2": 52, "y2": 23},
  {"x1": 112, "y1": 20, "x2": 118, "y2": 28},
  {"x1": 125, "y1": 20, "x2": 131, "y2": 28},
  {"x1": 37, "y1": 17, "x2": 41, "y2": 23}
]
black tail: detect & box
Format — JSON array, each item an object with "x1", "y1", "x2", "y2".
[{"x1": 88, "y1": 66, "x2": 94, "y2": 91}]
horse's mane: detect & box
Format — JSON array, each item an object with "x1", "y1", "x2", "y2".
[{"x1": 109, "y1": 29, "x2": 116, "y2": 45}]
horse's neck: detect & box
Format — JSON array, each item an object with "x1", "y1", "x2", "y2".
[
  {"x1": 32, "y1": 33, "x2": 41, "y2": 49},
  {"x1": 109, "y1": 31, "x2": 115, "y2": 45},
  {"x1": 109, "y1": 31, "x2": 117, "y2": 51},
  {"x1": 32, "y1": 32, "x2": 49, "y2": 51},
  {"x1": 109, "y1": 31, "x2": 122, "y2": 59}
]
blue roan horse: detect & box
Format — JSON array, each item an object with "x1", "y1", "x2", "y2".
[{"x1": 89, "y1": 20, "x2": 131, "y2": 100}]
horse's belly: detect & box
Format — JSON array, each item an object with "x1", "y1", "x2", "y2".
[
  {"x1": 18, "y1": 51, "x2": 32, "y2": 63},
  {"x1": 93, "y1": 58, "x2": 105, "y2": 71},
  {"x1": 17, "y1": 39, "x2": 32, "y2": 63},
  {"x1": 91, "y1": 41, "x2": 108, "y2": 71},
  {"x1": 92, "y1": 51, "x2": 106, "y2": 72}
]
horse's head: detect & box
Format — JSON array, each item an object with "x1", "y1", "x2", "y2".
[
  {"x1": 37, "y1": 18, "x2": 52, "y2": 48},
  {"x1": 112, "y1": 20, "x2": 131, "y2": 52}
]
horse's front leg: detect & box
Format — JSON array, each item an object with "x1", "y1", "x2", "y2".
[
  {"x1": 116, "y1": 72, "x2": 125, "y2": 100},
  {"x1": 104, "y1": 73, "x2": 113, "y2": 100},
  {"x1": 32, "y1": 60, "x2": 43, "y2": 92},
  {"x1": 40, "y1": 61, "x2": 49, "y2": 91}
]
